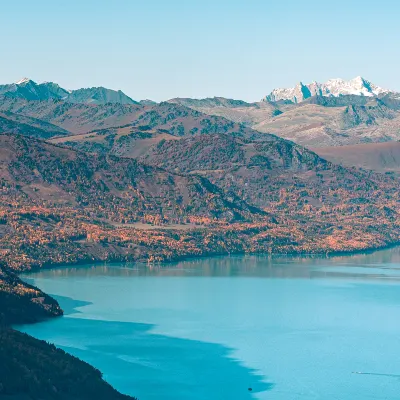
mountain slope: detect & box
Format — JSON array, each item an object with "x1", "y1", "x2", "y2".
[
  {"x1": 0, "y1": 112, "x2": 69, "y2": 138},
  {"x1": 168, "y1": 97, "x2": 285, "y2": 126},
  {"x1": 252, "y1": 98, "x2": 400, "y2": 147},
  {"x1": 54, "y1": 122, "x2": 400, "y2": 230},
  {"x1": 0, "y1": 133, "x2": 260, "y2": 224},
  {"x1": 138, "y1": 132, "x2": 400, "y2": 210},
  {"x1": 66, "y1": 87, "x2": 138, "y2": 104},
  {"x1": 0, "y1": 327, "x2": 136, "y2": 400},
  {"x1": 49, "y1": 126, "x2": 180, "y2": 158},
  {"x1": 132, "y1": 131, "x2": 400, "y2": 252},
  {"x1": 0, "y1": 97, "x2": 145, "y2": 133},
  {"x1": 313, "y1": 141, "x2": 400, "y2": 172}
]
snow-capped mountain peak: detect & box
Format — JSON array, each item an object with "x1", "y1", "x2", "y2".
[
  {"x1": 263, "y1": 77, "x2": 390, "y2": 103},
  {"x1": 16, "y1": 77, "x2": 33, "y2": 85}
]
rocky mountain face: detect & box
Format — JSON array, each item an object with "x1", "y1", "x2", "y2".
[
  {"x1": 253, "y1": 99, "x2": 400, "y2": 147},
  {"x1": 263, "y1": 76, "x2": 390, "y2": 103},
  {"x1": 0, "y1": 78, "x2": 137, "y2": 104}
]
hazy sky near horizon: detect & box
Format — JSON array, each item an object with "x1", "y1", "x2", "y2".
[{"x1": 1, "y1": 0, "x2": 399, "y2": 102}]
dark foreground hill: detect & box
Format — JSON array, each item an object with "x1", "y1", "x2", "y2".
[
  {"x1": 0, "y1": 266, "x2": 136, "y2": 400},
  {"x1": 0, "y1": 328, "x2": 135, "y2": 400}
]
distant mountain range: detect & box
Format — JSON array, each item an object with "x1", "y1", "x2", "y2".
[
  {"x1": 2, "y1": 76, "x2": 396, "y2": 107},
  {"x1": 263, "y1": 76, "x2": 391, "y2": 103},
  {"x1": 0, "y1": 78, "x2": 137, "y2": 104},
  {"x1": 3, "y1": 76, "x2": 400, "y2": 150}
]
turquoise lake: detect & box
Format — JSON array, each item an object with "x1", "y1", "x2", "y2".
[{"x1": 19, "y1": 248, "x2": 400, "y2": 399}]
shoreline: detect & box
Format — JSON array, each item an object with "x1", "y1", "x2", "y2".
[{"x1": 20, "y1": 239, "x2": 400, "y2": 276}]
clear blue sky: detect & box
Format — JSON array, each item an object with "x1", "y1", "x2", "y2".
[{"x1": 1, "y1": 0, "x2": 399, "y2": 102}]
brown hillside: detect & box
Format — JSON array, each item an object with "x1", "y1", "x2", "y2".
[{"x1": 313, "y1": 141, "x2": 400, "y2": 172}]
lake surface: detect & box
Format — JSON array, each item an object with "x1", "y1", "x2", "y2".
[{"x1": 19, "y1": 248, "x2": 400, "y2": 399}]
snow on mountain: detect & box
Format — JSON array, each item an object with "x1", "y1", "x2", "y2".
[
  {"x1": 16, "y1": 77, "x2": 32, "y2": 85},
  {"x1": 264, "y1": 77, "x2": 391, "y2": 103}
]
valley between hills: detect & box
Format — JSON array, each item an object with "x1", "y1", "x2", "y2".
[{"x1": 2, "y1": 76, "x2": 400, "y2": 399}]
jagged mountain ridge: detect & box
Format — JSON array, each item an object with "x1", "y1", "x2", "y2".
[
  {"x1": 263, "y1": 76, "x2": 391, "y2": 103},
  {"x1": 2, "y1": 76, "x2": 400, "y2": 147},
  {"x1": 0, "y1": 78, "x2": 138, "y2": 105}
]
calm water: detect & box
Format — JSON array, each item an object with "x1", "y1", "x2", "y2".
[{"x1": 18, "y1": 249, "x2": 400, "y2": 399}]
